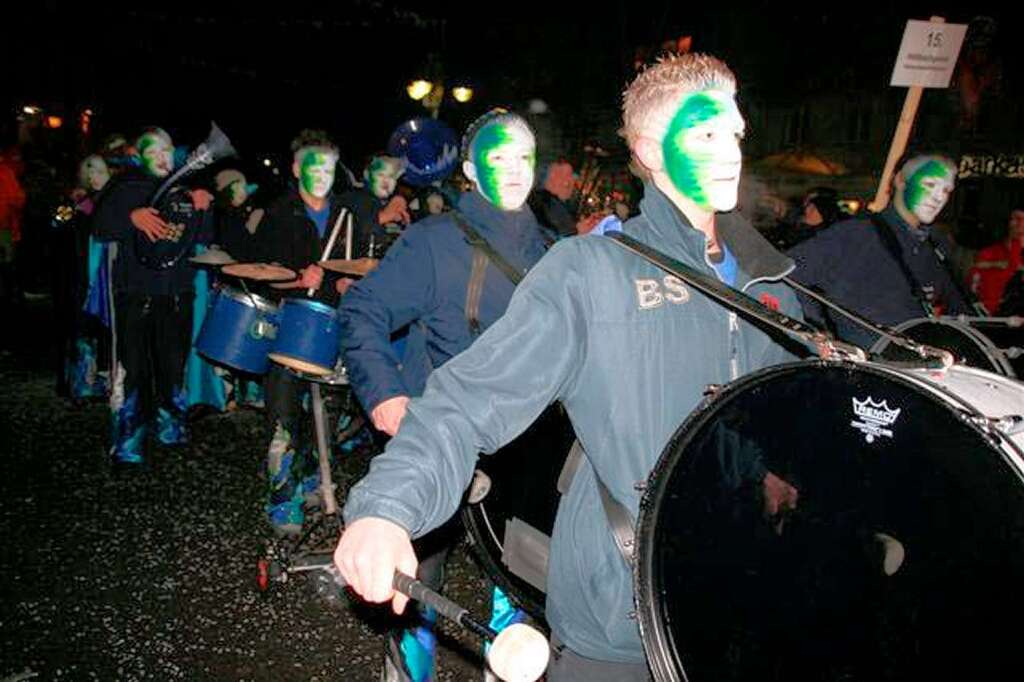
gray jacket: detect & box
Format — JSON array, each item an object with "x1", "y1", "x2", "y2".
[{"x1": 343, "y1": 184, "x2": 802, "y2": 663}]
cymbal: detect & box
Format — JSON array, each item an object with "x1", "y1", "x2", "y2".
[
  {"x1": 221, "y1": 262, "x2": 297, "y2": 282},
  {"x1": 189, "y1": 246, "x2": 236, "y2": 266},
  {"x1": 319, "y1": 257, "x2": 379, "y2": 277}
]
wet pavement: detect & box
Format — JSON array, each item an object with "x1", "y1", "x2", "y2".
[{"x1": 0, "y1": 298, "x2": 502, "y2": 681}]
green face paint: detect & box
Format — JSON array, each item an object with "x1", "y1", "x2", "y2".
[
  {"x1": 299, "y1": 150, "x2": 336, "y2": 199},
  {"x1": 138, "y1": 132, "x2": 174, "y2": 178},
  {"x1": 470, "y1": 122, "x2": 535, "y2": 210},
  {"x1": 228, "y1": 180, "x2": 248, "y2": 207},
  {"x1": 902, "y1": 159, "x2": 955, "y2": 224},
  {"x1": 661, "y1": 90, "x2": 744, "y2": 211},
  {"x1": 366, "y1": 158, "x2": 399, "y2": 200}
]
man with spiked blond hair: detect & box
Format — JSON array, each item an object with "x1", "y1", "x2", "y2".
[{"x1": 333, "y1": 54, "x2": 802, "y2": 679}]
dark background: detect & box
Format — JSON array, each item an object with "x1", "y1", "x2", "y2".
[{"x1": 6, "y1": 2, "x2": 1022, "y2": 163}]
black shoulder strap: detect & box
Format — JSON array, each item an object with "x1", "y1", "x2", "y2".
[
  {"x1": 452, "y1": 212, "x2": 525, "y2": 286},
  {"x1": 465, "y1": 248, "x2": 488, "y2": 337},
  {"x1": 867, "y1": 213, "x2": 935, "y2": 317},
  {"x1": 558, "y1": 440, "x2": 635, "y2": 566}
]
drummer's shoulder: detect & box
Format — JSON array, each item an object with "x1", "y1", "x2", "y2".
[
  {"x1": 394, "y1": 213, "x2": 465, "y2": 247},
  {"x1": 786, "y1": 216, "x2": 868, "y2": 257}
]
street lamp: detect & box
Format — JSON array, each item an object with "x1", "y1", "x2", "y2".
[
  {"x1": 406, "y1": 78, "x2": 474, "y2": 118},
  {"x1": 407, "y1": 79, "x2": 434, "y2": 101}
]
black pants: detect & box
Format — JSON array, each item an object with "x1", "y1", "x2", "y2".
[{"x1": 110, "y1": 292, "x2": 193, "y2": 462}]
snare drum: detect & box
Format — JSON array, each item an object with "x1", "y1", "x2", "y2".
[
  {"x1": 871, "y1": 316, "x2": 1024, "y2": 378},
  {"x1": 635, "y1": 361, "x2": 1024, "y2": 681},
  {"x1": 195, "y1": 287, "x2": 279, "y2": 374},
  {"x1": 268, "y1": 299, "x2": 341, "y2": 376}
]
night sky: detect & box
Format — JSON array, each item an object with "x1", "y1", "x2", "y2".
[{"x1": 6, "y1": 2, "x2": 1023, "y2": 171}]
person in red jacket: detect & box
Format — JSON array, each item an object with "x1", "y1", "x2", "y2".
[
  {"x1": 968, "y1": 207, "x2": 1024, "y2": 313},
  {"x1": 0, "y1": 145, "x2": 26, "y2": 304}
]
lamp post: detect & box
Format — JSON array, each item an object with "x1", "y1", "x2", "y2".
[{"x1": 406, "y1": 56, "x2": 474, "y2": 118}]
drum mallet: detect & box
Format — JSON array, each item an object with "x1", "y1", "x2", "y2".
[{"x1": 291, "y1": 555, "x2": 550, "y2": 681}]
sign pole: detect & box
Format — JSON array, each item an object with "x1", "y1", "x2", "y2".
[{"x1": 868, "y1": 16, "x2": 946, "y2": 213}]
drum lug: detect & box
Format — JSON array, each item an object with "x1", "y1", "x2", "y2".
[
  {"x1": 963, "y1": 412, "x2": 1024, "y2": 438},
  {"x1": 633, "y1": 480, "x2": 647, "y2": 493},
  {"x1": 703, "y1": 384, "x2": 722, "y2": 397},
  {"x1": 992, "y1": 414, "x2": 1024, "y2": 437},
  {"x1": 627, "y1": 610, "x2": 638, "y2": 621}
]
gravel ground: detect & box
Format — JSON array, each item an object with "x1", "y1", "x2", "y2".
[{"x1": 0, "y1": 299, "x2": 507, "y2": 681}]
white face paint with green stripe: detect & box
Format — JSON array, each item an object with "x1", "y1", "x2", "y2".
[
  {"x1": 465, "y1": 120, "x2": 536, "y2": 210},
  {"x1": 900, "y1": 157, "x2": 955, "y2": 225},
  {"x1": 365, "y1": 157, "x2": 402, "y2": 200},
  {"x1": 295, "y1": 148, "x2": 337, "y2": 199},
  {"x1": 659, "y1": 90, "x2": 745, "y2": 212},
  {"x1": 137, "y1": 130, "x2": 174, "y2": 178}
]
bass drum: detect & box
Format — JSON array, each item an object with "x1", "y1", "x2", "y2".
[
  {"x1": 636, "y1": 360, "x2": 1024, "y2": 682},
  {"x1": 870, "y1": 316, "x2": 1023, "y2": 378},
  {"x1": 462, "y1": 405, "x2": 577, "y2": 620}
]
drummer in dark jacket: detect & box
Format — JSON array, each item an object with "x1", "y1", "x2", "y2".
[
  {"x1": 334, "y1": 54, "x2": 803, "y2": 680},
  {"x1": 93, "y1": 127, "x2": 213, "y2": 468},
  {"x1": 338, "y1": 109, "x2": 549, "y2": 682},
  {"x1": 336, "y1": 153, "x2": 411, "y2": 261},
  {"x1": 252, "y1": 129, "x2": 357, "y2": 535},
  {"x1": 787, "y1": 154, "x2": 970, "y2": 350}
]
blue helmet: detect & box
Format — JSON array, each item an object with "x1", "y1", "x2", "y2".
[{"x1": 386, "y1": 118, "x2": 459, "y2": 187}]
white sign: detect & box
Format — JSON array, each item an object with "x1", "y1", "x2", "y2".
[{"x1": 890, "y1": 19, "x2": 968, "y2": 88}]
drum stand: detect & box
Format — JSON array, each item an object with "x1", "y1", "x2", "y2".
[{"x1": 257, "y1": 371, "x2": 350, "y2": 593}]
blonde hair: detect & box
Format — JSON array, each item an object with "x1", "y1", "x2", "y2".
[{"x1": 620, "y1": 53, "x2": 737, "y2": 151}]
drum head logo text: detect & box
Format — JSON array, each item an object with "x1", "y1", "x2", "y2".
[{"x1": 851, "y1": 397, "x2": 902, "y2": 443}]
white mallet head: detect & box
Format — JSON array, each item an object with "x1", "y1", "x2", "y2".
[{"x1": 487, "y1": 623, "x2": 550, "y2": 682}]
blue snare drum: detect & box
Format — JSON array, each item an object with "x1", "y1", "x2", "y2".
[
  {"x1": 196, "y1": 287, "x2": 280, "y2": 375},
  {"x1": 268, "y1": 299, "x2": 341, "y2": 376}
]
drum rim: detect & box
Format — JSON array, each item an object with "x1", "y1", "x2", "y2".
[
  {"x1": 219, "y1": 287, "x2": 279, "y2": 315},
  {"x1": 632, "y1": 358, "x2": 1016, "y2": 682},
  {"x1": 871, "y1": 317, "x2": 1016, "y2": 378},
  {"x1": 282, "y1": 298, "x2": 339, "y2": 317}
]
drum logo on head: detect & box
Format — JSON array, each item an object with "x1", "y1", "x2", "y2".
[{"x1": 851, "y1": 397, "x2": 902, "y2": 443}]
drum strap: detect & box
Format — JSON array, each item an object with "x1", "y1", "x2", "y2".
[
  {"x1": 466, "y1": 249, "x2": 489, "y2": 337},
  {"x1": 559, "y1": 440, "x2": 636, "y2": 566},
  {"x1": 454, "y1": 213, "x2": 527, "y2": 338},
  {"x1": 868, "y1": 214, "x2": 937, "y2": 317},
  {"x1": 453, "y1": 213, "x2": 526, "y2": 287}
]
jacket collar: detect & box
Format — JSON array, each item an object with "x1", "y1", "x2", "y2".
[
  {"x1": 882, "y1": 205, "x2": 931, "y2": 244},
  {"x1": 632, "y1": 182, "x2": 794, "y2": 286},
  {"x1": 457, "y1": 190, "x2": 542, "y2": 243}
]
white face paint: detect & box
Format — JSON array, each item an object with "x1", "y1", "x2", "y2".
[
  {"x1": 366, "y1": 158, "x2": 403, "y2": 200},
  {"x1": 80, "y1": 156, "x2": 110, "y2": 192},
  {"x1": 658, "y1": 90, "x2": 745, "y2": 213},
  {"x1": 138, "y1": 132, "x2": 174, "y2": 178},
  {"x1": 296, "y1": 149, "x2": 337, "y2": 199},
  {"x1": 910, "y1": 178, "x2": 954, "y2": 224},
  {"x1": 899, "y1": 157, "x2": 956, "y2": 226},
  {"x1": 228, "y1": 180, "x2": 248, "y2": 207},
  {"x1": 466, "y1": 122, "x2": 536, "y2": 210}
]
